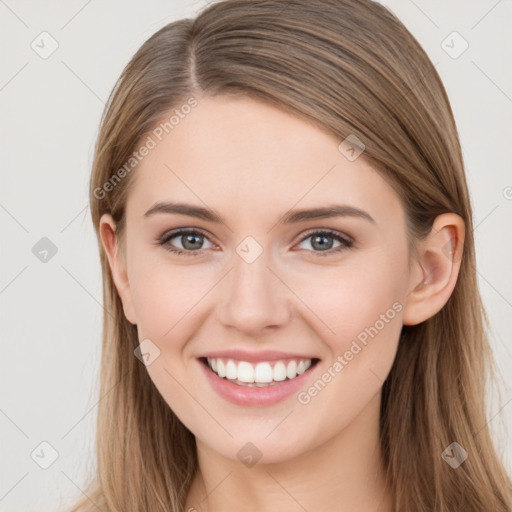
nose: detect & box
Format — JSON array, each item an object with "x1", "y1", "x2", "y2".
[{"x1": 218, "y1": 249, "x2": 291, "y2": 336}]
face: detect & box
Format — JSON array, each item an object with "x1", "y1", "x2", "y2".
[{"x1": 102, "y1": 94, "x2": 414, "y2": 464}]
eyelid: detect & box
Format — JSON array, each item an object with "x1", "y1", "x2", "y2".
[
  {"x1": 157, "y1": 228, "x2": 217, "y2": 250},
  {"x1": 296, "y1": 227, "x2": 353, "y2": 244}
]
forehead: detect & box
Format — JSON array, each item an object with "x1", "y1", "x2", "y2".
[{"x1": 125, "y1": 95, "x2": 403, "y2": 225}]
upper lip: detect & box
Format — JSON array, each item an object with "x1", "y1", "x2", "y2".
[{"x1": 200, "y1": 349, "x2": 319, "y2": 363}]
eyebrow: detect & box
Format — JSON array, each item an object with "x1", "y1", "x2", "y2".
[{"x1": 144, "y1": 201, "x2": 375, "y2": 225}]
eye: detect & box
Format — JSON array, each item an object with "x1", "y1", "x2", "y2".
[
  {"x1": 156, "y1": 228, "x2": 353, "y2": 258},
  {"x1": 157, "y1": 229, "x2": 215, "y2": 257},
  {"x1": 295, "y1": 230, "x2": 353, "y2": 256}
]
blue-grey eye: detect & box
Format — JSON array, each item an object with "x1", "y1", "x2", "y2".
[{"x1": 296, "y1": 231, "x2": 352, "y2": 253}]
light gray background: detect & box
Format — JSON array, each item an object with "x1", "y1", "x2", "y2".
[{"x1": 1, "y1": 1, "x2": 511, "y2": 510}]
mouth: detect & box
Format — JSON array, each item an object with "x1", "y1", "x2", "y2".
[{"x1": 198, "y1": 356, "x2": 321, "y2": 387}]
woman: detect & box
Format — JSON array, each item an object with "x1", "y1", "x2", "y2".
[{"x1": 68, "y1": 0, "x2": 512, "y2": 510}]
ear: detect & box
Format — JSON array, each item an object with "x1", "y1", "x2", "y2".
[
  {"x1": 402, "y1": 213, "x2": 465, "y2": 326},
  {"x1": 99, "y1": 213, "x2": 137, "y2": 325}
]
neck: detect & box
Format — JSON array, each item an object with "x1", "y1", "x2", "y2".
[{"x1": 185, "y1": 392, "x2": 394, "y2": 512}]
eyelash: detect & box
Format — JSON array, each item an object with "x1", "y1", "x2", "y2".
[{"x1": 156, "y1": 228, "x2": 353, "y2": 258}]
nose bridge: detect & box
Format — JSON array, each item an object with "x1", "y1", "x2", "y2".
[{"x1": 218, "y1": 241, "x2": 290, "y2": 334}]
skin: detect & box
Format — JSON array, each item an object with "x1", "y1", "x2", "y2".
[{"x1": 100, "y1": 94, "x2": 465, "y2": 512}]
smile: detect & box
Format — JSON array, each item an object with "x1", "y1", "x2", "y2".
[
  {"x1": 198, "y1": 356, "x2": 320, "y2": 407},
  {"x1": 205, "y1": 357, "x2": 316, "y2": 386}
]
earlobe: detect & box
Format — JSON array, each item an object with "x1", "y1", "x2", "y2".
[
  {"x1": 99, "y1": 214, "x2": 138, "y2": 325},
  {"x1": 402, "y1": 213, "x2": 465, "y2": 326}
]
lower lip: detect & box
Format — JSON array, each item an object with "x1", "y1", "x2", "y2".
[{"x1": 198, "y1": 358, "x2": 319, "y2": 407}]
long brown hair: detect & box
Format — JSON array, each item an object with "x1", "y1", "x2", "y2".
[{"x1": 67, "y1": 0, "x2": 512, "y2": 510}]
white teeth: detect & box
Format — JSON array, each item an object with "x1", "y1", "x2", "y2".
[
  {"x1": 217, "y1": 359, "x2": 226, "y2": 378},
  {"x1": 206, "y1": 357, "x2": 314, "y2": 384},
  {"x1": 254, "y1": 362, "x2": 273, "y2": 383},
  {"x1": 225, "y1": 360, "x2": 237, "y2": 380},
  {"x1": 272, "y1": 361, "x2": 287, "y2": 381},
  {"x1": 286, "y1": 360, "x2": 297, "y2": 379},
  {"x1": 237, "y1": 362, "x2": 255, "y2": 383}
]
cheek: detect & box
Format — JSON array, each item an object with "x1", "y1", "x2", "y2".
[
  {"x1": 127, "y1": 258, "x2": 207, "y2": 420},
  {"x1": 291, "y1": 245, "x2": 407, "y2": 348},
  {"x1": 129, "y1": 254, "x2": 212, "y2": 342}
]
